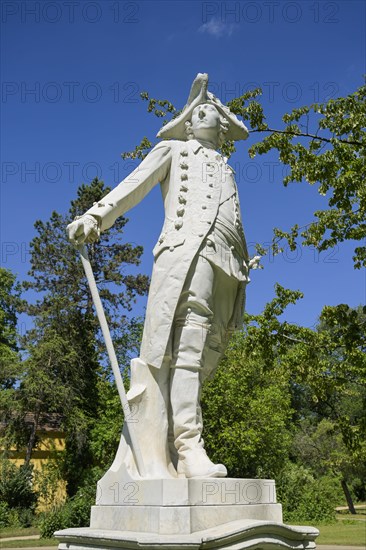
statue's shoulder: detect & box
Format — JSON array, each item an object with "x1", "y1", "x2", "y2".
[{"x1": 154, "y1": 139, "x2": 187, "y2": 152}]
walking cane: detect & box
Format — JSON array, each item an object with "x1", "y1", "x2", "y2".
[{"x1": 78, "y1": 243, "x2": 146, "y2": 477}]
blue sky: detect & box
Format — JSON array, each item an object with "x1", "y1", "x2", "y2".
[{"x1": 1, "y1": 0, "x2": 365, "y2": 332}]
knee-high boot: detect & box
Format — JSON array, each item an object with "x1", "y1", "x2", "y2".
[{"x1": 170, "y1": 366, "x2": 227, "y2": 478}]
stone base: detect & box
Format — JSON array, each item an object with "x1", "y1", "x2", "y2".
[
  {"x1": 55, "y1": 520, "x2": 319, "y2": 549},
  {"x1": 91, "y1": 478, "x2": 281, "y2": 535},
  {"x1": 55, "y1": 479, "x2": 319, "y2": 549},
  {"x1": 91, "y1": 503, "x2": 282, "y2": 535}
]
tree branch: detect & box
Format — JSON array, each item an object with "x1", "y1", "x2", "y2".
[{"x1": 250, "y1": 128, "x2": 363, "y2": 147}]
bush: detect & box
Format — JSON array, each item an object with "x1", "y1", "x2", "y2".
[
  {"x1": 0, "y1": 459, "x2": 37, "y2": 527},
  {"x1": 39, "y1": 471, "x2": 99, "y2": 538},
  {"x1": 0, "y1": 501, "x2": 10, "y2": 528},
  {"x1": 39, "y1": 505, "x2": 68, "y2": 538},
  {"x1": 0, "y1": 502, "x2": 36, "y2": 529},
  {"x1": 0, "y1": 459, "x2": 38, "y2": 511},
  {"x1": 39, "y1": 496, "x2": 92, "y2": 538},
  {"x1": 15, "y1": 507, "x2": 36, "y2": 527},
  {"x1": 277, "y1": 463, "x2": 343, "y2": 524}
]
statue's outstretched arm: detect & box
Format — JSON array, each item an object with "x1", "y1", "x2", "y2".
[
  {"x1": 67, "y1": 141, "x2": 172, "y2": 245},
  {"x1": 86, "y1": 141, "x2": 172, "y2": 232}
]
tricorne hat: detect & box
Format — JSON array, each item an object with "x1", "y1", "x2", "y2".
[{"x1": 157, "y1": 73, "x2": 249, "y2": 142}]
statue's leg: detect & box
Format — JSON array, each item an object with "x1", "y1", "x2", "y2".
[
  {"x1": 170, "y1": 366, "x2": 227, "y2": 478},
  {"x1": 169, "y1": 256, "x2": 239, "y2": 478}
]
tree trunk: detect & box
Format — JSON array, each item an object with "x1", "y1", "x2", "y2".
[
  {"x1": 341, "y1": 478, "x2": 356, "y2": 514},
  {"x1": 24, "y1": 402, "x2": 41, "y2": 467}
]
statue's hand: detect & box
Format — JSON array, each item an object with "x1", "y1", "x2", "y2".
[
  {"x1": 66, "y1": 214, "x2": 100, "y2": 245},
  {"x1": 248, "y1": 255, "x2": 261, "y2": 270}
]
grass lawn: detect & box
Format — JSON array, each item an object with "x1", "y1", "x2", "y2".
[
  {"x1": 289, "y1": 513, "x2": 366, "y2": 547},
  {"x1": 0, "y1": 527, "x2": 57, "y2": 547},
  {"x1": 316, "y1": 521, "x2": 366, "y2": 546},
  {"x1": 0, "y1": 527, "x2": 40, "y2": 538},
  {"x1": 1, "y1": 539, "x2": 57, "y2": 548}
]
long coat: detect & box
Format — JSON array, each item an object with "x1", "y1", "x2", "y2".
[{"x1": 86, "y1": 138, "x2": 249, "y2": 369}]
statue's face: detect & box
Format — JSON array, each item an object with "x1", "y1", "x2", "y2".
[{"x1": 190, "y1": 104, "x2": 221, "y2": 141}]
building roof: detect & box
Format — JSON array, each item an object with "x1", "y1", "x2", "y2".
[{"x1": 0, "y1": 412, "x2": 64, "y2": 433}]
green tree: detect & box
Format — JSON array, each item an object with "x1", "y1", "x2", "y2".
[
  {"x1": 202, "y1": 338, "x2": 293, "y2": 479},
  {"x1": 242, "y1": 84, "x2": 366, "y2": 268},
  {"x1": 0, "y1": 268, "x2": 23, "y2": 451},
  {"x1": 0, "y1": 268, "x2": 21, "y2": 393},
  {"x1": 293, "y1": 418, "x2": 366, "y2": 514},
  {"x1": 287, "y1": 305, "x2": 366, "y2": 513},
  {"x1": 5, "y1": 178, "x2": 148, "y2": 496},
  {"x1": 280, "y1": 305, "x2": 366, "y2": 458},
  {"x1": 245, "y1": 295, "x2": 366, "y2": 512}
]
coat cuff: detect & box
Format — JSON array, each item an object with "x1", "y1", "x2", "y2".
[{"x1": 86, "y1": 200, "x2": 117, "y2": 231}]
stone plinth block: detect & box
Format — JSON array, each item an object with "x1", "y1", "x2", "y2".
[
  {"x1": 95, "y1": 478, "x2": 277, "y2": 507},
  {"x1": 90, "y1": 503, "x2": 282, "y2": 535},
  {"x1": 90, "y1": 478, "x2": 281, "y2": 535}
]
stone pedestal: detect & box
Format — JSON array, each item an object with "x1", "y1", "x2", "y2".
[{"x1": 55, "y1": 479, "x2": 319, "y2": 549}]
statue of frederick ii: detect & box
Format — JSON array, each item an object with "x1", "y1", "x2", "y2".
[{"x1": 67, "y1": 73, "x2": 253, "y2": 479}]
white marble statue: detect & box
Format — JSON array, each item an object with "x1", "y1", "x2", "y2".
[{"x1": 67, "y1": 73, "x2": 254, "y2": 480}]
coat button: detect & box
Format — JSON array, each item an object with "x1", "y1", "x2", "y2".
[
  {"x1": 202, "y1": 205, "x2": 207, "y2": 210},
  {"x1": 207, "y1": 194, "x2": 212, "y2": 199},
  {"x1": 198, "y1": 233, "x2": 204, "y2": 237},
  {"x1": 209, "y1": 183, "x2": 213, "y2": 187},
  {"x1": 169, "y1": 246, "x2": 174, "y2": 252},
  {"x1": 181, "y1": 174, "x2": 188, "y2": 181},
  {"x1": 181, "y1": 150, "x2": 188, "y2": 156}
]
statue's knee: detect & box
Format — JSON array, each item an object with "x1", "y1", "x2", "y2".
[{"x1": 175, "y1": 295, "x2": 213, "y2": 326}]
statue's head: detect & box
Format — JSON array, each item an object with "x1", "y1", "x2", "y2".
[
  {"x1": 185, "y1": 103, "x2": 229, "y2": 147},
  {"x1": 157, "y1": 73, "x2": 248, "y2": 144}
]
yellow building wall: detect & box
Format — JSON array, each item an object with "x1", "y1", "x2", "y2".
[{"x1": 4, "y1": 431, "x2": 67, "y2": 511}]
